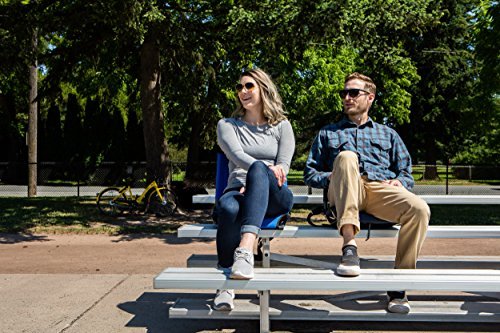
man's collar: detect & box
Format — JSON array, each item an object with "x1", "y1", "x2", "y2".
[{"x1": 340, "y1": 116, "x2": 374, "y2": 128}]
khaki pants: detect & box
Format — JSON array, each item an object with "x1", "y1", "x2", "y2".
[{"x1": 328, "y1": 151, "x2": 430, "y2": 269}]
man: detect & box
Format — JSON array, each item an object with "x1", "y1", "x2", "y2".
[{"x1": 304, "y1": 72, "x2": 430, "y2": 314}]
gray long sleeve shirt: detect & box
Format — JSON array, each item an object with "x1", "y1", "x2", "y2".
[{"x1": 217, "y1": 117, "x2": 295, "y2": 191}]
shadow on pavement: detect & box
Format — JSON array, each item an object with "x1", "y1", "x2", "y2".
[
  {"x1": 111, "y1": 233, "x2": 214, "y2": 245},
  {"x1": 118, "y1": 292, "x2": 258, "y2": 333},
  {"x1": 0, "y1": 233, "x2": 51, "y2": 244},
  {"x1": 118, "y1": 292, "x2": 500, "y2": 333}
]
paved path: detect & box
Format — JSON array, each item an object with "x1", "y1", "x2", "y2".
[
  {"x1": 1, "y1": 234, "x2": 499, "y2": 332},
  {"x1": 1, "y1": 184, "x2": 500, "y2": 197}
]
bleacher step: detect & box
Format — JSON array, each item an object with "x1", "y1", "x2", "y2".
[
  {"x1": 178, "y1": 224, "x2": 500, "y2": 239},
  {"x1": 154, "y1": 267, "x2": 500, "y2": 292},
  {"x1": 170, "y1": 297, "x2": 500, "y2": 322},
  {"x1": 186, "y1": 254, "x2": 500, "y2": 269}
]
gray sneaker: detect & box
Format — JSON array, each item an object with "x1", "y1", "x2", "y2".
[
  {"x1": 230, "y1": 247, "x2": 254, "y2": 279},
  {"x1": 336, "y1": 245, "x2": 360, "y2": 277},
  {"x1": 387, "y1": 291, "x2": 411, "y2": 314},
  {"x1": 213, "y1": 289, "x2": 235, "y2": 311}
]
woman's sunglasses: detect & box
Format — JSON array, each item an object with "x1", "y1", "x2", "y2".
[
  {"x1": 235, "y1": 82, "x2": 256, "y2": 92},
  {"x1": 338, "y1": 88, "x2": 371, "y2": 99}
]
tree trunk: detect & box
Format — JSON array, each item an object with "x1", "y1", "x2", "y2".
[
  {"x1": 185, "y1": 67, "x2": 217, "y2": 185},
  {"x1": 422, "y1": 130, "x2": 440, "y2": 180},
  {"x1": 27, "y1": 29, "x2": 38, "y2": 197},
  {"x1": 184, "y1": 107, "x2": 202, "y2": 183},
  {"x1": 139, "y1": 31, "x2": 170, "y2": 184}
]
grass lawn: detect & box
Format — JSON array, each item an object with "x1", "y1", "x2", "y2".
[
  {"x1": 0, "y1": 197, "x2": 183, "y2": 234},
  {"x1": 0, "y1": 197, "x2": 499, "y2": 235},
  {"x1": 286, "y1": 169, "x2": 499, "y2": 186}
]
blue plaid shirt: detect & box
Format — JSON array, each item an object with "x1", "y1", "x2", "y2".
[{"x1": 304, "y1": 117, "x2": 414, "y2": 190}]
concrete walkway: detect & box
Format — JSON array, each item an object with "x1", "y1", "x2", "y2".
[
  {"x1": 2, "y1": 274, "x2": 500, "y2": 333},
  {"x1": 1, "y1": 184, "x2": 500, "y2": 197},
  {"x1": 1, "y1": 234, "x2": 500, "y2": 332}
]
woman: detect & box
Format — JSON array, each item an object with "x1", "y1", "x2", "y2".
[{"x1": 213, "y1": 68, "x2": 295, "y2": 311}]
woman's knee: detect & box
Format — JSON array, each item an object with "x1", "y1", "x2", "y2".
[
  {"x1": 217, "y1": 198, "x2": 240, "y2": 221},
  {"x1": 248, "y1": 160, "x2": 268, "y2": 175}
]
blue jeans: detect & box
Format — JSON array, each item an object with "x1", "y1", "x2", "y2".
[{"x1": 215, "y1": 161, "x2": 294, "y2": 268}]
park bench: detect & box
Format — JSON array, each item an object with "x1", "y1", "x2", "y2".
[
  {"x1": 154, "y1": 155, "x2": 500, "y2": 332},
  {"x1": 193, "y1": 193, "x2": 500, "y2": 205},
  {"x1": 155, "y1": 267, "x2": 500, "y2": 331},
  {"x1": 155, "y1": 201, "x2": 500, "y2": 332}
]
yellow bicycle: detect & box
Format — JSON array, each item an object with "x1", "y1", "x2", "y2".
[{"x1": 96, "y1": 179, "x2": 177, "y2": 217}]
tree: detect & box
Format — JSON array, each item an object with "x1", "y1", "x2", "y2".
[
  {"x1": 397, "y1": 0, "x2": 485, "y2": 177},
  {"x1": 453, "y1": 1, "x2": 500, "y2": 165}
]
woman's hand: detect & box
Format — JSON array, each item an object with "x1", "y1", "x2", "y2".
[{"x1": 269, "y1": 165, "x2": 286, "y2": 187}]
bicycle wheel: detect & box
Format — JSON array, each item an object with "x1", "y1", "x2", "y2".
[
  {"x1": 146, "y1": 188, "x2": 177, "y2": 217},
  {"x1": 97, "y1": 187, "x2": 129, "y2": 216}
]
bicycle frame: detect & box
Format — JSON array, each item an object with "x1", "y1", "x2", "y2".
[
  {"x1": 135, "y1": 180, "x2": 166, "y2": 205},
  {"x1": 97, "y1": 179, "x2": 174, "y2": 217},
  {"x1": 117, "y1": 186, "x2": 134, "y2": 201}
]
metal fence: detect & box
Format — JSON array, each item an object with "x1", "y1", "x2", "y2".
[{"x1": 0, "y1": 161, "x2": 499, "y2": 197}]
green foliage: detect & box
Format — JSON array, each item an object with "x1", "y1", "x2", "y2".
[{"x1": 0, "y1": 0, "x2": 498, "y2": 173}]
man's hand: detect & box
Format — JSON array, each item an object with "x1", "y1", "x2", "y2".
[
  {"x1": 269, "y1": 165, "x2": 286, "y2": 187},
  {"x1": 382, "y1": 179, "x2": 403, "y2": 187},
  {"x1": 239, "y1": 187, "x2": 246, "y2": 194}
]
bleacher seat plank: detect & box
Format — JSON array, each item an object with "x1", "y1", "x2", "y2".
[
  {"x1": 154, "y1": 267, "x2": 500, "y2": 292},
  {"x1": 169, "y1": 297, "x2": 500, "y2": 322},
  {"x1": 193, "y1": 194, "x2": 500, "y2": 205},
  {"x1": 177, "y1": 224, "x2": 500, "y2": 239},
  {"x1": 186, "y1": 254, "x2": 500, "y2": 269}
]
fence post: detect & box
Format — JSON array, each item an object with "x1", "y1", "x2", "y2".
[
  {"x1": 445, "y1": 160, "x2": 449, "y2": 195},
  {"x1": 77, "y1": 168, "x2": 80, "y2": 197}
]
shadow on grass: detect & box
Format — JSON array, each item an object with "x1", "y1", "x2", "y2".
[
  {"x1": 0, "y1": 196, "x2": 216, "y2": 244},
  {"x1": 1, "y1": 197, "x2": 499, "y2": 245}
]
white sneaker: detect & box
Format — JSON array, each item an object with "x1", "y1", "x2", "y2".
[
  {"x1": 230, "y1": 247, "x2": 254, "y2": 279},
  {"x1": 387, "y1": 294, "x2": 411, "y2": 314},
  {"x1": 213, "y1": 289, "x2": 235, "y2": 311}
]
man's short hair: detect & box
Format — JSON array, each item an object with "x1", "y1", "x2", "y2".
[{"x1": 345, "y1": 72, "x2": 376, "y2": 95}]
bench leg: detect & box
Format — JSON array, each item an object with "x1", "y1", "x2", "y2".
[
  {"x1": 261, "y1": 238, "x2": 271, "y2": 268},
  {"x1": 259, "y1": 239, "x2": 271, "y2": 332},
  {"x1": 259, "y1": 290, "x2": 270, "y2": 333}
]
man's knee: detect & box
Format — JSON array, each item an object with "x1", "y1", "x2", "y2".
[
  {"x1": 408, "y1": 198, "x2": 431, "y2": 225},
  {"x1": 333, "y1": 151, "x2": 358, "y2": 170},
  {"x1": 336, "y1": 150, "x2": 358, "y2": 162}
]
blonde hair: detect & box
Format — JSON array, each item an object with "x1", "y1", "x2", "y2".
[
  {"x1": 232, "y1": 68, "x2": 287, "y2": 125},
  {"x1": 345, "y1": 72, "x2": 377, "y2": 95}
]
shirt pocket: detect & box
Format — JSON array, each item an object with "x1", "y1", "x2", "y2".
[
  {"x1": 327, "y1": 135, "x2": 348, "y2": 163},
  {"x1": 369, "y1": 139, "x2": 392, "y2": 166}
]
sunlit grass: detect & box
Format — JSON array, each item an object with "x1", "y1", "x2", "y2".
[
  {"x1": 0, "y1": 197, "x2": 179, "y2": 234},
  {"x1": 1, "y1": 197, "x2": 498, "y2": 234}
]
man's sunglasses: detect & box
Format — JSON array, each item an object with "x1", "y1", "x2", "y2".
[
  {"x1": 235, "y1": 82, "x2": 256, "y2": 92},
  {"x1": 338, "y1": 88, "x2": 371, "y2": 99}
]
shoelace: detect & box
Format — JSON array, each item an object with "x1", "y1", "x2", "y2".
[
  {"x1": 234, "y1": 250, "x2": 251, "y2": 262},
  {"x1": 216, "y1": 289, "x2": 233, "y2": 297}
]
